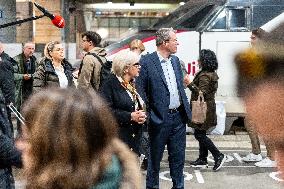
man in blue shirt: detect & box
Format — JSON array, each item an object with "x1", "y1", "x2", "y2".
[{"x1": 136, "y1": 28, "x2": 191, "y2": 189}]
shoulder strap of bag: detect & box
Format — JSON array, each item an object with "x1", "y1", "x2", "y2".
[
  {"x1": 85, "y1": 53, "x2": 105, "y2": 89},
  {"x1": 87, "y1": 52, "x2": 105, "y2": 66},
  {"x1": 197, "y1": 91, "x2": 205, "y2": 102}
]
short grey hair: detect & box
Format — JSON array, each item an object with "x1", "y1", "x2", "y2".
[
  {"x1": 112, "y1": 50, "x2": 140, "y2": 77},
  {"x1": 23, "y1": 42, "x2": 35, "y2": 49},
  {"x1": 156, "y1": 28, "x2": 176, "y2": 46}
]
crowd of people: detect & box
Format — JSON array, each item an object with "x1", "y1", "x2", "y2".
[{"x1": 0, "y1": 23, "x2": 283, "y2": 189}]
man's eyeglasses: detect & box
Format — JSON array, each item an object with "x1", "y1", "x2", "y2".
[
  {"x1": 133, "y1": 62, "x2": 141, "y2": 68},
  {"x1": 165, "y1": 39, "x2": 178, "y2": 43},
  {"x1": 82, "y1": 39, "x2": 89, "y2": 43}
]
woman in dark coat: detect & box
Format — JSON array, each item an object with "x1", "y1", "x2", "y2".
[
  {"x1": 33, "y1": 41, "x2": 74, "y2": 93},
  {"x1": 185, "y1": 49, "x2": 226, "y2": 171},
  {"x1": 100, "y1": 50, "x2": 146, "y2": 156}
]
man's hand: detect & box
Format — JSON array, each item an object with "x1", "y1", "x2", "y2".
[{"x1": 23, "y1": 74, "x2": 31, "y2": 80}]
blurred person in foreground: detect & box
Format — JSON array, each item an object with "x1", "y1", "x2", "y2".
[
  {"x1": 234, "y1": 23, "x2": 284, "y2": 177},
  {"x1": 0, "y1": 60, "x2": 22, "y2": 189},
  {"x1": 18, "y1": 88, "x2": 141, "y2": 189},
  {"x1": 240, "y1": 28, "x2": 276, "y2": 167},
  {"x1": 33, "y1": 41, "x2": 74, "y2": 93},
  {"x1": 100, "y1": 50, "x2": 146, "y2": 156},
  {"x1": 184, "y1": 49, "x2": 226, "y2": 171},
  {"x1": 136, "y1": 28, "x2": 191, "y2": 189}
]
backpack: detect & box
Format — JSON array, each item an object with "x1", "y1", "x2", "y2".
[{"x1": 79, "y1": 53, "x2": 112, "y2": 90}]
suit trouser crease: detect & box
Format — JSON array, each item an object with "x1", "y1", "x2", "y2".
[{"x1": 146, "y1": 111, "x2": 186, "y2": 189}]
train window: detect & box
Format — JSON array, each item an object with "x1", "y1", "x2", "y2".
[
  {"x1": 211, "y1": 10, "x2": 226, "y2": 29},
  {"x1": 120, "y1": 18, "x2": 129, "y2": 27},
  {"x1": 229, "y1": 9, "x2": 246, "y2": 28},
  {"x1": 110, "y1": 18, "x2": 119, "y2": 27},
  {"x1": 99, "y1": 18, "x2": 109, "y2": 27},
  {"x1": 130, "y1": 18, "x2": 139, "y2": 27},
  {"x1": 177, "y1": 4, "x2": 214, "y2": 29},
  {"x1": 209, "y1": 7, "x2": 248, "y2": 31}
]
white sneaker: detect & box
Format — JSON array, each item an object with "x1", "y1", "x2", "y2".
[
  {"x1": 242, "y1": 153, "x2": 262, "y2": 162},
  {"x1": 255, "y1": 157, "x2": 277, "y2": 167}
]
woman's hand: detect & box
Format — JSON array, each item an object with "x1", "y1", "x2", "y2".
[
  {"x1": 184, "y1": 74, "x2": 191, "y2": 86},
  {"x1": 131, "y1": 110, "x2": 147, "y2": 124}
]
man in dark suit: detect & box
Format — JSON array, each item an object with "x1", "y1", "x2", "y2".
[{"x1": 136, "y1": 28, "x2": 191, "y2": 189}]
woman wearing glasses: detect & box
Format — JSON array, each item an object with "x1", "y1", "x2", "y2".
[
  {"x1": 33, "y1": 41, "x2": 74, "y2": 93},
  {"x1": 100, "y1": 50, "x2": 146, "y2": 156}
]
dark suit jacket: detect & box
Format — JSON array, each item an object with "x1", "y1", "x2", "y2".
[
  {"x1": 100, "y1": 74, "x2": 143, "y2": 154},
  {"x1": 136, "y1": 52, "x2": 191, "y2": 126}
]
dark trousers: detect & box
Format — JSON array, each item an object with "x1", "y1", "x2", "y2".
[
  {"x1": 140, "y1": 126, "x2": 150, "y2": 158},
  {"x1": 194, "y1": 129, "x2": 221, "y2": 160},
  {"x1": 146, "y1": 111, "x2": 186, "y2": 189}
]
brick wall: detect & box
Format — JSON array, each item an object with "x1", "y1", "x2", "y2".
[
  {"x1": 16, "y1": 0, "x2": 63, "y2": 43},
  {"x1": 33, "y1": 0, "x2": 62, "y2": 43},
  {"x1": 16, "y1": 2, "x2": 33, "y2": 43}
]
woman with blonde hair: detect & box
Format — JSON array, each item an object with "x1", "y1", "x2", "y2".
[
  {"x1": 33, "y1": 41, "x2": 74, "y2": 93},
  {"x1": 18, "y1": 88, "x2": 141, "y2": 189},
  {"x1": 129, "y1": 39, "x2": 145, "y2": 55},
  {"x1": 100, "y1": 50, "x2": 146, "y2": 156}
]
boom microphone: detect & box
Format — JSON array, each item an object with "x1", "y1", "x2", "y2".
[{"x1": 34, "y1": 2, "x2": 65, "y2": 28}]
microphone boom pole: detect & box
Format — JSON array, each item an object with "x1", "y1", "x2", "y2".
[{"x1": 0, "y1": 15, "x2": 45, "y2": 29}]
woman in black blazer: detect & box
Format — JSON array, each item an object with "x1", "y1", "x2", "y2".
[{"x1": 100, "y1": 50, "x2": 146, "y2": 155}]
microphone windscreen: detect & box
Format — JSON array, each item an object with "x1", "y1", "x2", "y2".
[{"x1": 52, "y1": 15, "x2": 65, "y2": 28}]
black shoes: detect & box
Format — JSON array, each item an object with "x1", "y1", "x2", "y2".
[
  {"x1": 213, "y1": 154, "x2": 226, "y2": 171},
  {"x1": 190, "y1": 158, "x2": 208, "y2": 168},
  {"x1": 190, "y1": 154, "x2": 226, "y2": 171}
]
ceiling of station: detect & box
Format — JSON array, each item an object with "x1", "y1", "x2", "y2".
[{"x1": 75, "y1": 0, "x2": 187, "y2": 3}]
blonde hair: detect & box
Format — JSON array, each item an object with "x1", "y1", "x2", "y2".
[
  {"x1": 129, "y1": 39, "x2": 145, "y2": 52},
  {"x1": 111, "y1": 50, "x2": 140, "y2": 77},
  {"x1": 44, "y1": 41, "x2": 61, "y2": 59}
]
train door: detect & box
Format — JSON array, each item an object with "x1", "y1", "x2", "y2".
[{"x1": 201, "y1": 6, "x2": 251, "y2": 113}]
